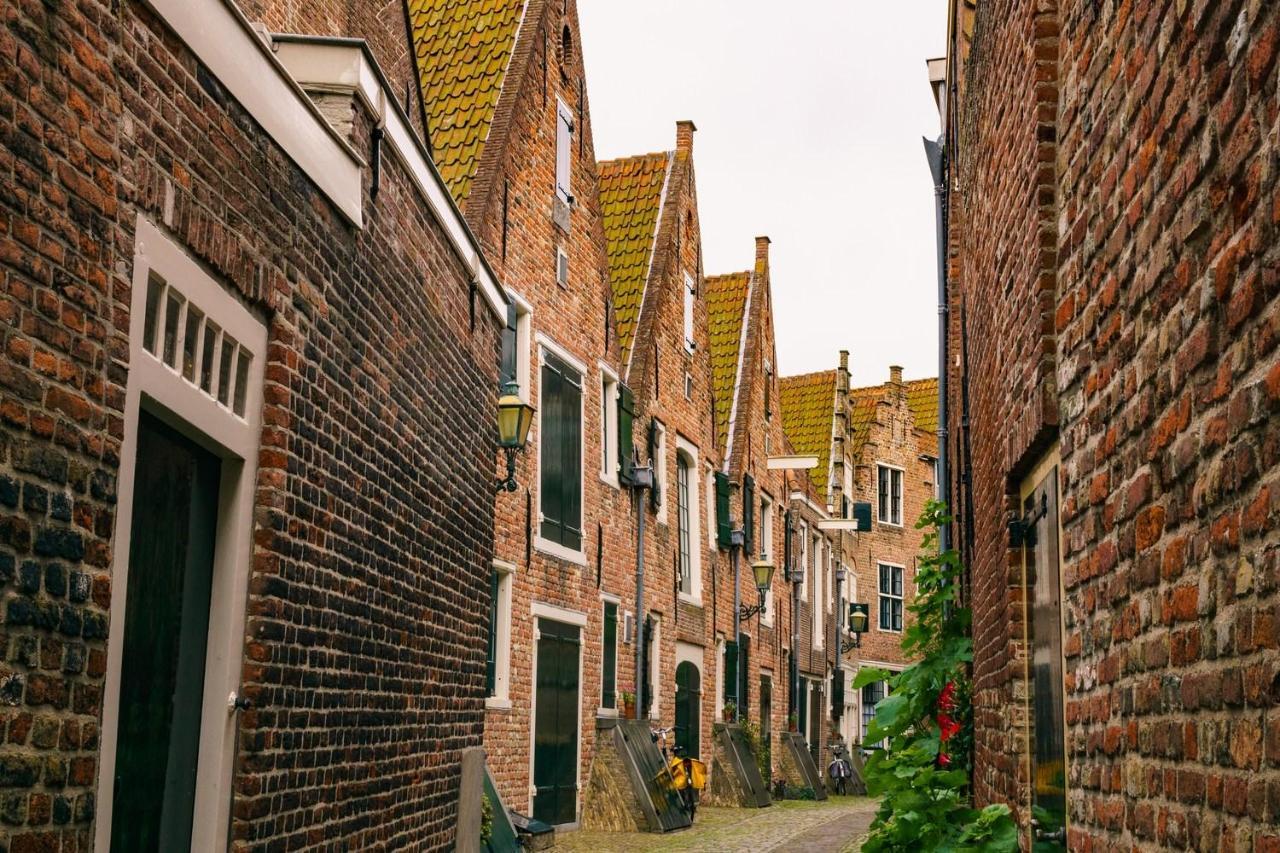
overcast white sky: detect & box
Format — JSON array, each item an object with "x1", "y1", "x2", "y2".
[{"x1": 579, "y1": 0, "x2": 946, "y2": 388}]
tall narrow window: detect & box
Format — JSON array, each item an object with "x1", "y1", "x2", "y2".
[
  {"x1": 539, "y1": 351, "x2": 583, "y2": 553},
  {"x1": 862, "y1": 680, "x2": 888, "y2": 748},
  {"x1": 600, "y1": 371, "x2": 618, "y2": 485},
  {"x1": 487, "y1": 563, "x2": 514, "y2": 705},
  {"x1": 556, "y1": 98, "x2": 573, "y2": 202},
  {"x1": 878, "y1": 563, "x2": 904, "y2": 632},
  {"x1": 812, "y1": 536, "x2": 824, "y2": 649},
  {"x1": 601, "y1": 601, "x2": 618, "y2": 709},
  {"x1": 500, "y1": 297, "x2": 532, "y2": 400},
  {"x1": 683, "y1": 272, "x2": 696, "y2": 351},
  {"x1": 677, "y1": 456, "x2": 692, "y2": 595},
  {"x1": 742, "y1": 474, "x2": 754, "y2": 552},
  {"x1": 760, "y1": 495, "x2": 774, "y2": 623},
  {"x1": 877, "y1": 464, "x2": 903, "y2": 526},
  {"x1": 651, "y1": 420, "x2": 667, "y2": 521}
]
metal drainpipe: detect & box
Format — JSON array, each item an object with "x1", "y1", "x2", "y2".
[
  {"x1": 924, "y1": 135, "x2": 950, "y2": 553},
  {"x1": 631, "y1": 459, "x2": 653, "y2": 716},
  {"x1": 730, "y1": 528, "x2": 743, "y2": 710}
]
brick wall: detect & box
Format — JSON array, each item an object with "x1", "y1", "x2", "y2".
[
  {"x1": 949, "y1": 0, "x2": 1280, "y2": 847},
  {"x1": 0, "y1": 1, "x2": 499, "y2": 849}
]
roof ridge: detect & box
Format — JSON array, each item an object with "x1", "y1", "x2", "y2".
[{"x1": 599, "y1": 150, "x2": 672, "y2": 168}]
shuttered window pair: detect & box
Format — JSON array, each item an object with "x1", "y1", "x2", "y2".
[{"x1": 540, "y1": 352, "x2": 582, "y2": 551}]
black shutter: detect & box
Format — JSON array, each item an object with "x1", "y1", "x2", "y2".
[
  {"x1": 642, "y1": 615, "x2": 654, "y2": 718},
  {"x1": 715, "y1": 472, "x2": 731, "y2": 548},
  {"x1": 602, "y1": 602, "x2": 617, "y2": 709},
  {"x1": 617, "y1": 384, "x2": 635, "y2": 484},
  {"x1": 647, "y1": 421, "x2": 661, "y2": 512},
  {"x1": 563, "y1": 368, "x2": 582, "y2": 551},
  {"x1": 783, "y1": 510, "x2": 794, "y2": 580},
  {"x1": 743, "y1": 475, "x2": 755, "y2": 553},
  {"x1": 486, "y1": 568, "x2": 499, "y2": 696},
  {"x1": 539, "y1": 353, "x2": 583, "y2": 550},
  {"x1": 500, "y1": 303, "x2": 518, "y2": 391},
  {"x1": 738, "y1": 632, "x2": 750, "y2": 714},
  {"x1": 723, "y1": 639, "x2": 738, "y2": 707},
  {"x1": 831, "y1": 668, "x2": 845, "y2": 719}
]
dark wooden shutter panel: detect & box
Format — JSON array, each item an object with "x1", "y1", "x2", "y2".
[
  {"x1": 715, "y1": 472, "x2": 731, "y2": 548},
  {"x1": 783, "y1": 510, "x2": 794, "y2": 580},
  {"x1": 602, "y1": 603, "x2": 617, "y2": 708},
  {"x1": 562, "y1": 367, "x2": 582, "y2": 551},
  {"x1": 539, "y1": 353, "x2": 582, "y2": 550},
  {"x1": 743, "y1": 474, "x2": 755, "y2": 553},
  {"x1": 831, "y1": 667, "x2": 844, "y2": 718},
  {"x1": 486, "y1": 569, "x2": 499, "y2": 695},
  {"x1": 647, "y1": 420, "x2": 661, "y2": 512},
  {"x1": 500, "y1": 303, "x2": 518, "y2": 390},
  {"x1": 739, "y1": 632, "x2": 750, "y2": 713},
  {"x1": 617, "y1": 383, "x2": 635, "y2": 484},
  {"x1": 723, "y1": 639, "x2": 738, "y2": 707},
  {"x1": 539, "y1": 360, "x2": 564, "y2": 544}
]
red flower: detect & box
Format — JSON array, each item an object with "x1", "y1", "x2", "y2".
[
  {"x1": 938, "y1": 751, "x2": 952, "y2": 767},
  {"x1": 937, "y1": 681, "x2": 958, "y2": 714}
]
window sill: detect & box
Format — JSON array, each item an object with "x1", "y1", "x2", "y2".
[
  {"x1": 599, "y1": 471, "x2": 619, "y2": 490},
  {"x1": 596, "y1": 707, "x2": 618, "y2": 718},
  {"x1": 678, "y1": 592, "x2": 703, "y2": 607},
  {"x1": 877, "y1": 520, "x2": 904, "y2": 529},
  {"x1": 534, "y1": 536, "x2": 588, "y2": 567},
  {"x1": 486, "y1": 696, "x2": 512, "y2": 711}
]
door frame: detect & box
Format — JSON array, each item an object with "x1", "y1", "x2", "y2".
[
  {"x1": 528, "y1": 602, "x2": 587, "y2": 825},
  {"x1": 1017, "y1": 443, "x2": 1069, "y2": 843},
  {"x1": 96, "y1": 215, "x2": 267, "y2": 852}
]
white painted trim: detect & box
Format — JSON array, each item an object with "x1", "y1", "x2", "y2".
[
  {"x1": 675, "y1": 438, "x2": 700, "y2": 606},
  {"x1": 534, "y1": 535, "x2": 588, "y2": 567},
  {"x1": 875, "y1": 561, "x2": 906, "y2": 634},
  {"x1": 270, "y1": 38, "x2": 506, "y2": 319},
  {"x1": 97, "y1": 216, "x2": 267, "y2": 852},
  {"x1": 599, "y1": 591, "x2": 622, "y2": 604},
  {"x1": 624, "y1": 152, "x2": 673, "y2": 380},
  {"x1": 509, "y1": 291, "x2": 534, "y2": 404},
  {"x1": 532, "y1": 601, "x2": 589, "y2": 627},
  {"x1": 598, "y1": 365, "x2": 619, "y2": 488},
  {"x1": 147, "y1": 0, "x2": 362, "y2": 225},
  {"x1": 647, "y1": 615, "x2": 662, "y2": 720},
  {"x1": 767, "y1": 455, "x2": 818, "y2": 470},
  {"x1": 875, "y1": 462, "x2": 907, "y2": 527},
  {"x1": 789, "y1": 491, "x2": 831, "y2": 519},
  {"x1": 489, "y1": 560, "x2": 515, "y2": 703},
  {"x1": 722, "y1": 272, "x2": 754, "y2": 471},
  {"x1": 535, "y1": 332, "x2": 590, "y2": 376}
]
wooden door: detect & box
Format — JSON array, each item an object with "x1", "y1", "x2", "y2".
[
  {"x1": 111, "y1": 412, "x2": 220, "y2": 851},
  {"x1": 533, "y1": 618, "x2": 580, "y2": 825},
  {"x1": 674, "y1": 661, "x2": 701, "y2": 759}
]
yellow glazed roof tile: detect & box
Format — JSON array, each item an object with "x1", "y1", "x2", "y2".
[
  {"x1": 905, "y1": 378, "x2": 939, "y2": 433},
  {"x1": 599, "y1": 152, "x2": 670, "y2": 365},
  {"x1": 706, "y1": 271, "x2": 750, "y2": 447},
  {"x1": 407, "y1": 0, "x2": 525, "y2": 206},
  {"x1": 779, "y1": 371, "x2": 838, "y2": 498}
]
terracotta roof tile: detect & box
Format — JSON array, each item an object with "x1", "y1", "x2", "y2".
[
  {"x1": 779, "y1": 371, "x2": 837, "y2": 498},
  {"x1": 599, "y1": 152, "x2": 669, "y2": 365},
  {"x1": 706, "y1": 272, "x2": 750, "y2": 446},
  {"x1": 407, "y1": 0, "x2": 525, "y2": 205}
]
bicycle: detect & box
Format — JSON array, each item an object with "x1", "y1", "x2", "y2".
[{"x1": 651, "y1": 726, "x2": 707, "y2": 820}]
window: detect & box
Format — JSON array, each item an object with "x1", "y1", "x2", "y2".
[
  {"x1": 539, "y1": 348, "x2": 583, "y2": 555},
  {"x1": 684, "y1": 372, "x2": 693, "y2": 401},
  {"x1": 742, "y1": 474, "x2": 754, "y2": 552},
  {"x1": 706, "y1": 466, "x2": 717, "y2": 549},
  {"x1": 677, "y1": 456, "x2": 692, "y2": 595},
  {"x1": 862, "y1": 680, "x2": 888, "y2": 748},
  {"x1": 556, "y1": 98, "x2": 573, "y2": 203},
  {"x1": 601, "y1": 600, "x2": 618, "y2": 710},
  {"x1": 877, "y1": 464, "x2": 903, "y2": 526},
  {"x1": 500, "y1": 295, "x2": 532, "y2": 401},
  {"x1": 760, "y1": 495, "x2": 774, "y2": 624},
  {"x1": 651, "y1": 420, "x2": 668, "y2": 522},
  {"x1": 683, "y1": 272, "x2": 696, "y2": 351},
  {"x1": 556, "y1": 246, "x2": 569, "y2": 287},
  {"x1": 648, "y1": 616, "x2": 661, "y2": 719},
  {"x1": 487, "y1": 562, "x2": 514, "y2": 706},
  {"x1": 714, "y1": 471, "x2": 731, "y2": 548},
  {"x1": 675, "y1": 441, "x2": 702, "y2": 601},
  {"x1": 600, "y1": 370, "x2": 618, "y2": 485},
  {"x1": 878, "y1": 563, "x2": 904, "y2": 632},
  {"x1": 812, "y1": 536, "x2": 824, "y2": 649},
  {"x1": 797, "y1": 522, "x2": 809, "y2": 598}
]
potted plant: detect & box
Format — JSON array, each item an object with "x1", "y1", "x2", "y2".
[
  {"x1": 620, "y1": 690, "x2": 636, "y2": 720},
  {"x1": 723, "y1": 701, "x2": 737, "y2": 723},
  {"x1": 787, "y1": 712, "x2": 799, "y2": 732}
]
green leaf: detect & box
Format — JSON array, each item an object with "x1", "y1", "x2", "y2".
[{"x1": 852, "y1": 666, "x2": 892, "y2": 690}]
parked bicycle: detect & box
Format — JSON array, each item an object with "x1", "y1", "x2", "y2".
[{"x1": 650, "y1": 726, "x2": 707, "y2": 820}]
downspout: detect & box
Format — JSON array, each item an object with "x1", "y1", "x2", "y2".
[
  {"x1": 924, "y1": 135, "x2": 950, "y2": 554},
  {"x1": 631, "y1": 455, "x2": 653, "y2": 715}
]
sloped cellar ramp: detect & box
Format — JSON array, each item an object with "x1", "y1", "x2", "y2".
[
  {"x1": 707, "y1": 723, "x2": 771, "y2": 808},
  {"x1": 780, "y1": 732, "x2": 828, "y2": 800},
  {"x1": 582, "y1": 718, "x2": 692, "y2": 832}
]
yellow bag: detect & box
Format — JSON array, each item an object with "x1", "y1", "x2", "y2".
[
  {"x1": 686, "y1": 758, "x2": 708, "y2": 791},
  {"x1": 666, "y1": 758, "x2": 689, "y2": 790}
]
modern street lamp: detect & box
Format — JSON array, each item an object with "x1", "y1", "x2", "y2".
[
  {"x1": 495, "y1": 381, "x2": 535, "y2": 492},
  {"x1": 738, "y1": 551, "x2": 776, "y2": 620}
]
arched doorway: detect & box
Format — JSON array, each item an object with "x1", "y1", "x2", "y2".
[{"x1": 674, "y1": 661, "x2": 701, "y2": 759}]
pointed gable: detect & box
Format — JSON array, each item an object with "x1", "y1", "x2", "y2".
[
  {"x1": 706, "y1": 271, "x2": 750, "y2": 452},
  {"x1": 779, "y1": 370, "x2": 838, "y2": 498},
  {"x1": 407, "y1": 0, "x2": 526, "y2": 205},
  {"x1": 599, "y1": 151, "x2": 670, "y2": 366}
]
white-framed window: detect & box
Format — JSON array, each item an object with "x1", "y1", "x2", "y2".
[
  {"x1": 812, "y1": 535, "x2": 824, "y2": 649},
  {"x1": 599, "y1": 366, "x2": 619, "y2": 487},
  {"x1": 683, "y1": 272, "x2": 696, "y2": 351},
  {"x1": 648, "y1": 615, "x2": 662, "y2": 720},
  {"x1": 760, "y1": 494, "x2": 774, "y2": 624},
  {"x1": 500, "y1": 292, "x2": 533, "y2": 402},
  {"x1": 652, "y1": 419, "x2": 668, "y2": 523},
  {"x1": 684, "y1": 372, "x2": 693, "y2": 401},
  {"x1": 826, "y1": 538, "x2": 834, "y2": 614},
  {"x1": 877, "y1": 464, "x2": 904, "y2": 526},
  {"x1": 487, "y1": 560, "x2": 515, "y2": 708},
  {"x1": 675, "y1": 439, "x2": 702, "y2": 602},
  {"x1": 878, "y1": 563, "x2": 905, "y2": 632},
  {"x1": 797, "y1": 521, "x2": 809, "y2": 598},
  {"x1": 861, "y1": 678, "x2": 890, "y2": 749},
  {"x1": 705, "y1": 465, "x2": 717, "y2": 549},
  {"x1": 600, "y1": 594, "x2": 620, "y2": 714},
  {"x1": 556, "y1": 97, "x2": 574, "y2": 203},
  {"x1": 535, "y1": 334, "x2": 587, "y2": 564},
  {"x1": 556, "y1": 246, "x2": 569, "y2": 288}
]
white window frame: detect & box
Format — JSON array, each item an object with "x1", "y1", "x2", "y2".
[
  {"x1": 598, "y1": 592, "x2": 621, "y2": 716},
  {"x1": 648, "y1": 615, "x2": 662, "y2": 720},
  {"x1": 812, "y1": 535, "x2": 824, "y2": 650},
  {"x1": 877, "y1": 463, "x2": 905, "y2": 527},
  {"x1": 684, "y1": 371, "x2": 693, "y2": 401},
  {"x1": 797, "y1": 522, "x2": 809, "y2": 599},
  {"x1": 675, "y1": 438, "x2": 703, "y2": 604},
  {"x1": 97, "y1": 216, "x2": 267, "y2": 852},
  {"x1": 556, "y1": 245, "x2": 570, "y2": 288},
  {"x1": 488, "y1": 560, "x2": 517, "y2": 710},
  {"x1": 506, "y1": 290, "x2": 534, "y2": 404},
  {"x1": 534, "y1": 333, "x2": 588, "y2": 566},
  {"x1": 878, "y1": 561, "x2": 906, "y2": 633},
  {"x1": 556, "y1": 97, "x2": 574, "y2": 203},
  {"x1": 683, "y1": 272, "x2": 696, "y2": 352},
  {"x1": 760, "y1": 494, "x2": 775, "y2": 625},
  {"x1": 599, "y1": 364, "x2": 619, "y2": 488},
  {"x1": 826, "y1": 538, "x2": 834, "y2": 614},
  {"x1": 653, "y1": 419, "x2": 668, "y2": 524}
]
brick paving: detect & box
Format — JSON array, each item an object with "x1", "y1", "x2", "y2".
[{"x1": 555, "y1": 795, "x2": 878, "y2": 852}]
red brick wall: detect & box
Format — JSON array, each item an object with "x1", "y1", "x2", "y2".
[
  {"x1": 0, "y1": 1, "x2": 499, "y2": 849},
  {"x1": 951, "y1": 0, "x2": 1280, "y2": 847}
]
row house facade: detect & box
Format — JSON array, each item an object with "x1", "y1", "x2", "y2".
[
  {"x1": 935, "y1": 0, "x2": 1280, "y2": 849},
  {"x1": 780, "y1": 358, "x2": 939, "y2": 752},
  {"x1": 0, "y1": 0, "x2": 508, "y2": 849}
]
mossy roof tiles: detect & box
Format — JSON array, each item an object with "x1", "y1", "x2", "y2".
[
  {"x1": 599, "y1": 151, "x2": 669, "y2": 365},
  {"x1": 905, "y1": 378, "x2": 939, "y2": 433},
  {"x1": 779, "y1": 371, "x2": 838, "y2": 498},
  {"x1": 407, "y1": 0, "x2": 525, "y2": 206},
  {"x1": 706, "y1": 271, "x2": 750, "y2": 447}
]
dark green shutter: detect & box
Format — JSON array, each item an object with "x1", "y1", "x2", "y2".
[
  {"x1": 602, "y1": 602, "x2": 617, "y2": 709},
  {"x1": 486, "y1": 569, "x2": 499, "y2": 696},
  {"x1": 743, "y1": 475, "x2": 755, "y2": 553},
  {"x1": 500, "y1": 304, "x2": 518, "y2": 390},
  {"x1": 739, "y1": 632, "x2": 750, "y2": 713},
  {"x1": 642, "y1": 615, "x2": 654, "y2": 718},
  {"x1": 783, "y1": 510, "x2": 794, "y2": 580},
  {"x1": 715, "y1": 472, "x2": 731, "y2": 548},
  {"x1": 831, "y1": 668, "x2": 844, "y2": 719},
  {"x1": 617, "y1": 384, "x2": 635, "y2": 484},
  {"x1": 723, "y1": 639, "x2": 738, "y2": 707},
  {"x1": 539, "y1": 353, "x2": 582, "y2": 551},
  {"x1": 647, "y1": 421, "x2": 661, "y2": 512}
]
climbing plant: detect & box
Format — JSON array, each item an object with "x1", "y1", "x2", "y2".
[{"x1": 852, "y1": 500, "x2": 1018, "y2": 852}]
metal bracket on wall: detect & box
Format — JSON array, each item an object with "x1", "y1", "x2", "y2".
[{"x1": 1007, "y1": 492, "x2": 1048, "y2": 548}]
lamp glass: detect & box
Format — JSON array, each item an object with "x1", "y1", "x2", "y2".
[
  {"x1": 751, "y1": 556, "x2": 775, "y2": 594},
  {"x1": 497, "y1": 388, "x2": 534, "y2": 449},
  {"x1": 847, "y1": 603, "x2": 869, "y2": 635}
]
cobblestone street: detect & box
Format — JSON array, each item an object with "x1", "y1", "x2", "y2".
[{"x1": 555, "y1": 796, "x2": 878, "y2": 852}]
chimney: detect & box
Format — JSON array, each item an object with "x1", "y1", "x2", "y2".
[
  {"x1": 676, "y1": 120, "x2": 696, "y2": 156},
  {"x1": 889, "y1": 365, "x2": 904, "y2": 385},
  {"x1": 839, "y1": 350, "x2": 849, "y2": 372},
  {"x1": 838, "y1": 350, "x2": 850, "y2": 393},
  {"x1": 755, "y1": 235, "x2": 771, "y2": 268}
]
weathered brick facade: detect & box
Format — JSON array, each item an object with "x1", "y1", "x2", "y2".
[
  {"x1": 1, "y1": 1, "x2": 501, "y2": 849},
  {"x1": 942, "y1": 0, "x2": 1280, "y2": 847}
]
